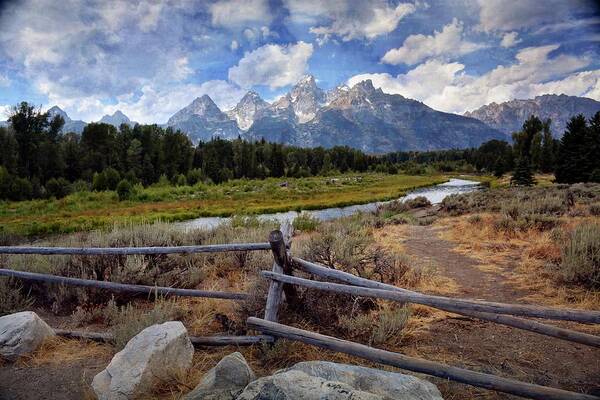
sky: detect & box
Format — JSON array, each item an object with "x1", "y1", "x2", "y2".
[{"x1": 0, "y1": 0, "x2": 599, "y2": 124}]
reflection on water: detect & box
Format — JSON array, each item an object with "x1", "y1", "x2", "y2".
[{"x1": 176, "y1": 178, "x2": 481, "y2": 231}]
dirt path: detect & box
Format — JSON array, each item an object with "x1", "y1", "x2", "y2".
[{"x1": 385, "y1": 223, "x2": 600, "y2": 399}]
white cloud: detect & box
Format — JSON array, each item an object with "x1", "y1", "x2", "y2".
[
  {"x1": 381, "y1": 19, "x2": 482, "y2": 65},
  {"x1": 285, "y1": 0, "x2": 417, "y2": 42},
  {"x1": 348, "y1": 44, "x2": 598, "y2": 114},
  {"x1": 0, "y1": 105, "x2": 11, "y2": 119},
  {"x1": 0, "y1": 75, "x2": 10, "y2": 87},
  {"x1": 500, "y1": 32, "x2": 521, "y2": 48},
  {"x1": 228, "y1": 42, "x2": 314, "y2": 89},
  {"x1": 477, "y1": 0, "x2": 595, "y2": 32},
  {"x1": 210, "y1": 0, "x2": 272, "y2": 28},
  {"x1": 230, "y1": 40, "x2": 239, "y2": 50},
  {"x1": 45, "y1": 80, "x2": 246, "y2": 124}
]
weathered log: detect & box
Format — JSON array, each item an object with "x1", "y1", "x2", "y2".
[
  {"x1": 53, "y1": 328, "x2": 272, "y2": 346},
  {"x1": 247, "y1": 317, "x2": 599, "y2": 400},
  {"x1": 0, "y1": 268, "x2": 248, "y2": 300},
  {"x1": 261, "y1": 270, "x2": 600, "y2": 324},
  {"x1": 264, "y1": 222, "x2": 296, "y2": 322},
  {"x1": 293, "y1": 258, "x2": 600, "y2": 347},
  {"x1": 0, "y1": 242, "x2": 271, "y2": 255}
]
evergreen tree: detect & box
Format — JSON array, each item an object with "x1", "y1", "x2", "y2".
[
  {"x1": 539, "y1": 119, "x2": 556, "y2": 173},
  {"x1": 511, "y1": 157, "x2": 535, "y2": 186},
  {"x1": 555, "y1": 115, "x2": 589, "y2": 183}
]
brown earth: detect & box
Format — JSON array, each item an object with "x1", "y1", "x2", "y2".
[{"x1": 382, "y1": 222, "x2": 600, "y2": 399}]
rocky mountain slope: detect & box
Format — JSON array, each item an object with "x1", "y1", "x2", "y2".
[
  {"x1": 464, "y1": 94, "x2": 600, "y2": 137},
  {"x1": 167, "y1": 95, "x2": 241, "y2": 142},
  {"x1": 99, "y1": 110, "x2": 136, "y2": 127},
  {"x1": 242, "y1": 78, "x2": 504, "y2": 152},
  {"x1": 167, "y1": 74, "x2": 505, "y2": 152},
  {"x1": 47, "y1": 106, "x2": 87, "y2": 134}
]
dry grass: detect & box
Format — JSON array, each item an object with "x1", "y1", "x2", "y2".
[
  {"x1": 438, "y1": 213, "x2": 600, "y2": 311},
  {"x1": 17, "y1": 336, "x2": 112, "y2": 368}
]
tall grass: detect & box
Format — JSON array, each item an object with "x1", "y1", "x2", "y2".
[{"x1": 559, "y1": 223, "x2": 600, "y2": 289}]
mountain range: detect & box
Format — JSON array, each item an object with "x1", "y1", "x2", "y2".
[
  {"x1": 464, "y1": 94, "x2": 600, "y2": 137},
  {"x1": 2, "y1": 76, "x2": 599, "y2": 152}
]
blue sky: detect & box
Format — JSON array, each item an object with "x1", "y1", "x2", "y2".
[{"x1": 0, "y1": 0, "x2": 599, "y2": 123}]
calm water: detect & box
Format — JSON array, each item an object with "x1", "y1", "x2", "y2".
[{"x1": 176, "y1": 178, "x2": 481, "y2": 231}]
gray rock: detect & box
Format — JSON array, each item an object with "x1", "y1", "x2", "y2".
[
  {"x1": 92, "y1": 321, "x2": 193, "y2": 400},
  {"x1": 285, "y1": 361, "x2": 443, "y2": 400},
  {"x1": 0, "y1": 311, "x2": 55, "y2": 360},
  {"x1": 236, "y1": 361, "x2": 444, "y2": 400},
  {"x1": 184, "y1": 352, "x2": 255, "y2": 400},
  {"x1": 236, "y1": 369, "x2": 381, "y2": 400}
]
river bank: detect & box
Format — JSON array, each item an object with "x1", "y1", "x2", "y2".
[{"x1": 1, "y1": 173, "x2": 454, "y2": 237}]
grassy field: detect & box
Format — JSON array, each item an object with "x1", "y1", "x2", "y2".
[{"x1": 0, "y1": 173, "x2": 448, "y2": 236}]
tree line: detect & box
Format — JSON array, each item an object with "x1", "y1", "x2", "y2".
[{"x1": 1, "y1": 102, "x2": 598, "y2": 200}]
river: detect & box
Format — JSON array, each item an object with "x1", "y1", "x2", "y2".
[{"x1": 176, "y1": 178, "x2": 481, "y2": 231}]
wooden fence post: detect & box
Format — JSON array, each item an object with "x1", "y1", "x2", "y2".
[{"x1": 264, "y1": 221, "x2": 296, "y2": 322}]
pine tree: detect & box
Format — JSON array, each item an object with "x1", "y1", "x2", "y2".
[
  {"x1": 555, "y1": 115, "x2": 589, "y2": 183},
  {"x1": 539, "y1": 119, "x2": 556, "y2": 173},
  {"x1": 511, "y1": 157, "x2": 535, "y2": 186}
]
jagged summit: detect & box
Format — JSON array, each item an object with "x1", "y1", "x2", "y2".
[
  {"x1": 99, "y1": 110, "x2": 134, "y2": 127},
  {"x1": 47, "y1": 106, "x2": 71, "y2": 121},
  {"x1": 45, "y1": 106, "x2": 87, "y2": 133},
  {"x1": 167, "y1": 75, "x2": 507, "y2": 151},
  {"x1": 226, "y1": 91, "x2": 269, "y2": 131},
  {"x1": 465, "y1": 94, "x2": 600, "y2": 137}
]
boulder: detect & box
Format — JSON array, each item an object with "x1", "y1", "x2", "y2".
[
  {"x1": 286, "y1": 361, "x2": 443, "y2": 400},
  {"x1": 237, "y1": 361, "x2": 443, "y2": 400},
  {"x1": 184, "y1": 352, "x2": 255, "y2": 400},
  {"x1": 92, "y1": 321, "x2": 194, "y2": 400},
  {"x1": 0, "y1": 311, "x2": 55, "y2": 360},
  {"x1": 237, "y1": 369, "x2": 381, "y2": 400}
]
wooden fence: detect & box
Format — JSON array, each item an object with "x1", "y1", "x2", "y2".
[{"x1": 1, "y1": 224, "x2": 599, "y2": 400}]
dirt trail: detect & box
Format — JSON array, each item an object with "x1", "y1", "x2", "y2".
[{"x1": 386, "y1": 223, "x2": 600, "y2": 399}]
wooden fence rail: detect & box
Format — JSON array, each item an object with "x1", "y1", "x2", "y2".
[
  {"x1": 0, "y1": 268, "x2": 248, "y2": 300},
  {"x1": 293, "y1": 257, "x2": 600, "y2": 348},
  {"x1": 247, "y1": 317, "x2": 599, "y2": 400},
  {"x1": 261, "y1": 270, "x2": 600, "y2": 323},
  {"x1": 53, "y1": 328, "x2": 273, "y2": 347},
  {"x1": 0, "y1": 242, "x2": 271, "y2": 255}
]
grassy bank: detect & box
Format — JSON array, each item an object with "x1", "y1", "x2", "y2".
[{"x1": 0, "y1": 173, "x2": 447, "y2": 236}]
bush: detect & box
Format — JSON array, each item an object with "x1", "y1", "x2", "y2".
[
  {"x1": 0, "y1": 278, "x2": 33, "y2": 316},
  {"x1": 70, "y1": 179, "x2": 90, "y2": 193},
  {"x1": 109, "y1": 298, "x2": 185, "y2": 350},
  {"x1": 174, "y1": 174, "x2": 187, "y2": 186},
  {"x1": 116, "y1": 179, "x2": 133, "y2": 201},
  {"x1": 589, "y1": 203, "x2": 600, "y2": 216},
  {"x1": 45, "y1": 177, "x2": 72, "y2": 199},
  {"x1": 559, "y1": 223, "x2": 600, "y2": 288},
  {"x1": 186, "y1": 168, "x2": 205, "y2": 185},
  {"x1": 292, "y1": 212, "x2": 320, "y2": 232},
  {"x1": 341, "y1": 306, "x2": 410, "y2": 346},
  {"x1": 405, "y1": 196, "x2": 431, "y2": 209}
]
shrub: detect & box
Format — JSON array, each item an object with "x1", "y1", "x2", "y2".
[
  {"x1": 109, "y1": 298, "x2": 185, "y2": 350},
  {"x1": 589, "y1": 203, "x2": 600, "y2": 216},
  {"x1": 70, "y1": 179, "x2": 90, "y2": 193},
  {"x1": 292, "y1": 213, "x2": 320, "y2": 232},
  {"x1": 45, "y1": 177, "x2": 72, "y2": 199},
  {"x1": 92, "y1": 171, "x2": 107, "y2": 191},
  {"x1": 116, "y1": 179, "x2": 133, "y2": 201},
  {"x1": 558, "y1": 223, "x2": 600, "y2": 288},
  {"x1": 174, "y1": 174, "x2": 187, "y2": 187},
  {"x1": 405, "y1": 196, "x2": 431, "y2": 209},
  {"x1": 467, "y1": 214, "x2": 482, "y2": 225},
  {"x1": 339, "y1": 306, "x2": 410, "y2": 346},
  {"x1": 0, "y1": 278, "x2": 33, "y2": 316},
  {"x1": 186, "y1": 168, "x2": 205, "y2": 185}
]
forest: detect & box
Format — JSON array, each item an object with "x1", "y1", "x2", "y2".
[{"x1": 1, "y1": 101, "x2": 599, "y2": 201}]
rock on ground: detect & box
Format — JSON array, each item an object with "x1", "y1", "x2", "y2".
[
  {"x1": 237, "y1": 369, "x2": 381, "y2": 400},
  {"x1": 0, "y1": 311, "x2": 55, "y2": 361},
  {"x1": 184, "y1": 352, "x2": 255, "y2": 400},
  {"x1": 92, "y1": 321, "x2": 193, "y2": 400},
  {"x1": 237, "y1": 361, "x2": 443, "y2": 400}
]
